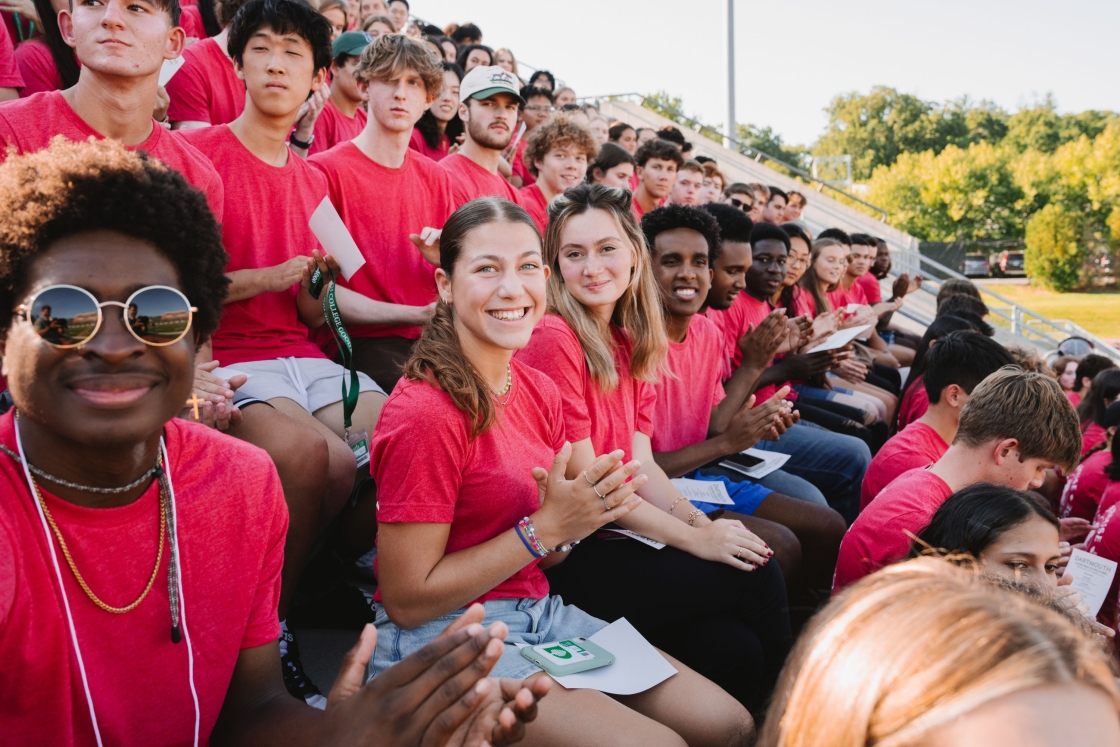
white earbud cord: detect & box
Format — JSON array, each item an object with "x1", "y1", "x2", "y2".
[
  {"x1": 13, "y1": 417, "x2": 199, "y2": 747},
  {"x1": 161, "y1": 437, "x2": 201, "y2": 747}
]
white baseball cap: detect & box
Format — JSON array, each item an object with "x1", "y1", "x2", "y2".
[{"x1": 459, "y1": 66, "x2": 525, "y2": 104}]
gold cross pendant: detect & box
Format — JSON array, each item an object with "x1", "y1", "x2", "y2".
[{"x1": 186, "y1": 391, "x2": 204, "y2": 421}]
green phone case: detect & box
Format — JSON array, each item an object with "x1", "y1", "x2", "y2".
[{"x1": 520, "y1": 637, "x2": 615, "y2": 676}]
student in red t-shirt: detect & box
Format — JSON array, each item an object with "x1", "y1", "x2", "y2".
[
  {"x1": 1081, "y1": 369, "x2": 1120, "y2": 456},
  {"x1": 308, "y1": 34, "x2": 453, "y2": 389},
  {"x1": 861, "y1": 331, "x2": 1015, "y2": 509},
  {"x1": 642, "y1": 203, "x2": 847, "y2": 602},
  {"x1": 1086, "y1": 435, "x2": 1120, "y2": 632},
  {"x1": 308, "y1": 31, "x2": 369, "y2": 155},
  {"x1": 517, "y1": 112, "x2": 597, "y2": 231},
  {"x1": 667, "y1": 159, "x2": 704, "y2": 206},
  {"x1": 13, "y1": 0, "x2": 79, "y2": 97},
  {"x1": 167, "y1": 0, "x2": 248, "y2": 128},
  {"x1": 0, "y1": 0, "x2": 224, "y2": 219},
  {"x1": 508, "y1": 84, "x2": 553, "y2": 187},
  {"x1": 408, "y1": 60, "x2": 462, "y2": 161},
  {"x1": 0, "y1": 136, "x2": 544, "y2": 747},
  {"x1": 834, "y1": 367, "x2": 1083, "y2": 592},
  {"x1": 892, "y1": 314, "x2": 984, "y2": 432},
  {"x1": 182, "y1": 0, "x2": 417, "y2": 705},
  {"x1": 631, "y1": 138, "x2": 681, "y2": 218},
  {"x1": 588, "y1": 142, "x2": 636, "y2": 188},
  {"x1": 760, "y1": 186, "x2": 787, "y2": 224},
  {"x1": 1061, "y1": 402, "x2": 1120, "y2": 521},
  {"x1": 370, "y1": 195, "x2": 752, "y2": 744},
  {"x1": 517, "y1": 184, "x2": 794, "y2": 714},
  {"x1": 439, "y1": 64, "x2": 525, "y2": 207}
]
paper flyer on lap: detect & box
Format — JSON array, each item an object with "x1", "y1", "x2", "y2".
[
  {"x1": 550, "y1": 618, "x2": 677, "y2": 695},
  {"x1": 308, "y1": 197, "x2": 367, "y2": 281},
  {"x1": 807, "y1": 324, "x2": 872, "y2": 354},
  {"x1": 1067, "y1": 549, "x2": 1118, "y2": 617},
  {"x1": 670, "y1": 478, "x2": 734, "y2": 505}
]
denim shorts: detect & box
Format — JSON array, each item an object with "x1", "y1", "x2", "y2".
[{"x1": 366, "y1": 595, "x2": 608, "y2": 682}]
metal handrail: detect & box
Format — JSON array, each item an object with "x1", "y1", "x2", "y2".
[{"x1": 579, "y1": 92, "x2": 890, "y2": 221}]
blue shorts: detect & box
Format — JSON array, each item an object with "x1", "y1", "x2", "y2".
[
  {"x1": 367, "y1": 596, "x2": 607, "y2": 682},
  {"x1": 685, "y1": 467, "x2": 773, "y2": 515}
]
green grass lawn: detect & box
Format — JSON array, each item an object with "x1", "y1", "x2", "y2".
[{"x1": 977, "y1": 284, "x2": 1120, "y2": 339}]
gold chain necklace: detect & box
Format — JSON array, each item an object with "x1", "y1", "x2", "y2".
[
  {"x1": 493, "y1": 364, "x2": 513, "y2": 406},
  {"x1": 28, "y1": 455, "x2": 166, "y2": 615}
]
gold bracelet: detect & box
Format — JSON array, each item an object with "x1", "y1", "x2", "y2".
[
  {"x1": 687, "y1": 509, "x2": 705, "y2": 526},
  {"x1": 668, "y1": 495, "x2": 687, "y2": 515}
]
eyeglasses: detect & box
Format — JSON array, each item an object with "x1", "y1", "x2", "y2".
[
  {"x1": 730, "y1": 197, "x2": 753, "y2": 212},
  {"x1": 524, "y1": 105, "x2": 556, "y2": 113},
  {"x1": 15, "y1": 284, "x2": 197, "y2": 349}
]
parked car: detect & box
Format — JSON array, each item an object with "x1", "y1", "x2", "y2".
[
  {"x1": 960, "y1": 252, "x2": 991, "y2": 278},
  {"x1": 990, "y1": 250, "x2": 1025, "y2": 277}
]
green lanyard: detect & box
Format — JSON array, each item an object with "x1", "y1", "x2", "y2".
[
  {"x1": 14, "y1": 15, "x2": 35, "y2": 43},
  {"x1": 311, "y1": 266, "x2": 359, "y2": 434}
]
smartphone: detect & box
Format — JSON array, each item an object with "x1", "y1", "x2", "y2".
[
  {"x1": 721, "y1": 451, "x2": 765, "y2": 471},
  {"x1": 520, "y1": 637, "x2": 614, "y2": 676}
]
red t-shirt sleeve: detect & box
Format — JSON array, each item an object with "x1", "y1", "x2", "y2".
[
  {"x1": 636, "y1": 379, "x2": 656, "y2": 437},
  {"x1": 166, "y1": 48, "x2": 213, "y2": 124},
  {"x1": 0, "y1": 21, "x2": 22, "y2": 89},
  {"x1": 241, "y1": 465, "x2": 287, "y2": 649},
  {"x1": 371, "y1": 382, "x2": 468, "y2": 524},
  {"x1": 14, "y1": 40, "x2": 61, "y2": 97},
  {"x1": 516, "y1": 320, "x2": 592, "y2": 443},
  {"x1": 0, "y1": 515, "x2": 15, "y2": 629}
]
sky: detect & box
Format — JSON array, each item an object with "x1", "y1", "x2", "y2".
[{"x1": 413, "y1": 0, "x2": 1120, "y2": 147}]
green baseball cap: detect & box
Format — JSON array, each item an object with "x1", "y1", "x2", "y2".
[{"x1": 332, "y1": 31, "x2": 374, "y2": 59}]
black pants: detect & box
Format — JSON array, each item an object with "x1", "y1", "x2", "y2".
[
  {"x1": 868, "y1": 365, "x2": 901, "y2": 395},
  {"x1": 545, "y1": 534, "x2": 793, "y2": 714},
  {"x1": 795, "y1": 397, "x2": 882, "y2": 451}
]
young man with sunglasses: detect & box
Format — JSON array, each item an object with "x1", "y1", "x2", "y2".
[
  {"x1": 182, "y1": 0, "x2": 443, "y2": 706},
  {"x1": 721, "y1": 183, "x2": 755, "y2": 216},
  {"x1": 0, "y1": 137, "x2": 546, "y2": 747},
  {"x1": 0, "y1": 0, "x2": 223, "y2": 220}
]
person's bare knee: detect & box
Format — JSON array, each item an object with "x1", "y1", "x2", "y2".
[{"x1": 527, "y1": 686, "x2": 687, "y2": 747}]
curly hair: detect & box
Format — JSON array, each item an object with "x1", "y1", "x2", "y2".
[
  {"x1": 0, "y1": 138, "x2": 229, "y2": 345},
  {"x1": 634, "y1": 138, "x2": 683, "y2": 169},
  {"x1": 522, "y1": 113, "x2": 599, "y2": 178},
  {"x1": 641, "y1": 203, "x2": 721, "y2": 261}
]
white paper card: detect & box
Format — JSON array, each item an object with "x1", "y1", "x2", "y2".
[
  {"x1": 551, "y1": 619, "x2": 677, "y2": 695},
  {"x1": 670, "y1": 478, "x2": 733, "y2": 505},
  {"x1": 719, "y1": 448, "x2": 789, "y2": 480},
  {"x1": 601, "y1": 529, "x2": 666, "y2": 549},
  {"x1": 1067, "y1": 549, "x2": 1118, "y2": 617},
  {"x1": 308, "y1": 196, "x2": 367, "y2": 281},
  {"x1": 807, "y1": 324, "x2": 873, "y2": 354},
  {"x1": 158, "y1": 56, "x2": 185, "y2": 87}
]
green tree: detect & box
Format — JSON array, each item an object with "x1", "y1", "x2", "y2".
[{"x1": 1024, "y1": 203, "x2": 1089, "y2": 291}]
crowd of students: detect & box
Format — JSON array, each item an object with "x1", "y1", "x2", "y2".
[{"x1": 2, "y1": 0, "x2": 1120, "y2": 744}]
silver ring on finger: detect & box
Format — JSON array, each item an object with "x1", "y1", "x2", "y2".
[{"x1": 583, "y1": 471, "x2": 598, "y2": 487}]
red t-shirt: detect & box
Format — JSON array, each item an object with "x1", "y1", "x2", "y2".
[
  {"x1": 827, "y1": 281, "x2": 869, "y2": 310},
  {"x1": 309, "y1": 143, "x2": 454, "y2": 339},
  {"x1": 518, "y1": 183, "x2": 549, "y2": 232},
  {"x1": 1086, "y1": 483, "x2": 1120, "y2": 630},
  {"x1": 441, "y1": 151, "x2": 522, "y2": 208},
  {"x1": 179, "y1": 5, "x2": 207, "y2": 39},
  {"x1": 309, "y1": 98, "x2": 366, "y2": 156},
  {"x1": 1060, "y1": 449, "x2": 1115, "y2": 521},
  {"x1": 408, "y1": 127, "x2": 450, "y2": 161},
  {"x1": 855, "y1": 272, "x2": 882, "y2": 304},
  {"x1": 705, "y1": 292, "x2": 783, "y2": 402},
  {"x1": 650, "y1": 314, "x2": 725, "y2": 453},
  {"x1": 515, "y1": 314, "x2": 655, "y2": 463},
  {"x1": 833, "y1": 468, "x2": 953, "y2": 592},
  {"x1": 860, "y1": 421, "x2": 949, "y2": 509},
  {"x1": 897, "y1": 376, "x2": 930, "y2": 431},
  {"x1": 793, "y1": 288, "x2": 817, "y2": 318},
  {"x1": 181, "y1": 125, "x2": 327, "y2": 363},
  {"x1": 1067, "y1": 391, "x2": 1082, "y2": 407},
  {"x1": 14, "y1": 38, "x2": 62, "y2": 96},
  {"x1": 510, "y1": 138, "x2": 535, "y2": 187},
  {"x1": 1083, "y1": 422, "x2": 1107, "y2": 456},
  {"x1": 0, "y1": 19, "x2": 21, "y2": 89},
  {"x1": 165, "y1": 38, "x2": 243, "y2": 126},
  {"x1": 370, "y1": 360, "x2": 564, "y2": 607},
  {"x1": 0, "y1": 413, "x2": 287, "y2": 746},
  {"x1": 0, "y1": 91, "x2": 224, "y2": 222}
]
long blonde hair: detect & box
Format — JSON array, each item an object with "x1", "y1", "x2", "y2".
[
  {"x1": 760, "y1": 558, "x2": 1120, "y2": 747},
  {"x1": 543, "y1": 184, "x2": 667, "y2": 391},
  {"x1": 798, "y1": 237, "x2": 845, "y2": 315}
]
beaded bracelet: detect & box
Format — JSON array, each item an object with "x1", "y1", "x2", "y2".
[
  {"x1": 518, "y1": 517, "x2": 550, "y2": 558},
  {"x1": 515, "y1": 522, "x2": 542, "y2": 558}
]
